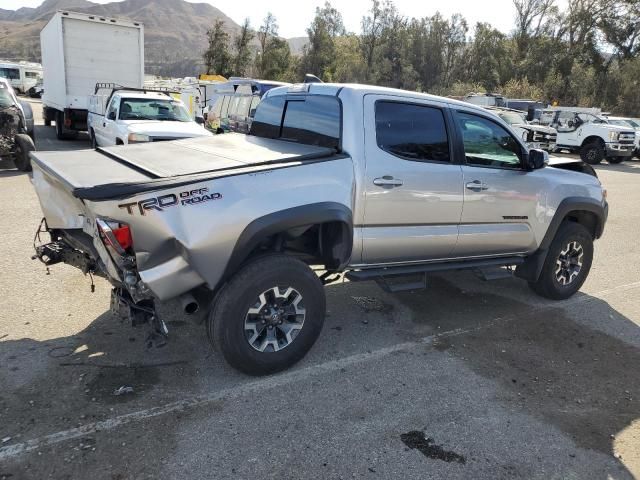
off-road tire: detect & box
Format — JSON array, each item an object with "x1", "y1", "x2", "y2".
[
  {"x1": 208, "y1": 254, "x2": 326, "y2": 375},
  {"x1": 529, "y1": 222, "x2": 593, "y2": 300},
  {"x1": 607, "y1": 156, "x2": 625, "y2": 164},
  {"x1": 13, "y1": 134, "x2": 35, "y2": 172},
  {"x1": 580, "y1": 142, "x2": 604, "y2": 165}
]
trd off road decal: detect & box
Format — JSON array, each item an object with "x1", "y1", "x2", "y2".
[{"x1": 118, "y1": 187, "x2": 222, "y2": 215}]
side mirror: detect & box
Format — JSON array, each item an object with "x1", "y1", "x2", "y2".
[
  {"x1": 195, "y1": 116, "x2": 204, "y2": 125},
  {"x1": 108, "y1": 111, "x2": 117, "y2": 121},
  {"x1": 526, "y1": 148, "x2": 548, "y2": 171}
]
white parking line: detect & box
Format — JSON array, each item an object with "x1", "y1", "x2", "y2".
[{"x1": 1, "y1": 280, "x2": 639, "y2": 461}]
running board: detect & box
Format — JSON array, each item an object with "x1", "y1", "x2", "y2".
[{"x1": 346, "y1": 257, "x2": 525, "y2": 283}]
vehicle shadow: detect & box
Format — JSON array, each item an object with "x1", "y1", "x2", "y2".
[{"x1": 0, "y1": 274, "x2": 637, "y2": 478}]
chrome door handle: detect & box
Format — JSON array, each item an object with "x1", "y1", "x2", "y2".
[
  {"x1": 465, "y1": 180, "x2": 489, "y2": 191},
  {"x1": 373, "y1": 176, "x2": 403, "y2": 187}
]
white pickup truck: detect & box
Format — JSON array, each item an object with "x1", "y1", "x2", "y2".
[
  {"x1": 87, "y1": 86, "x2": 212, "y2": 148},
  {"x1": 540, "y1": 108, "x2": 636, "y2": 164}
]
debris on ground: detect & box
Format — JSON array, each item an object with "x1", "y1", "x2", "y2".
[
  {"x1": 112, "y1": 386, "x2": 134, "y2": 396},
  {"x1": 400, "y1": 431, "x2": 466, "y2": 464}
]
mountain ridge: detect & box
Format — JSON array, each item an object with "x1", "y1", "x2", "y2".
[{"x1": 0, "y1": 0, "x2": 307, "y2": 76}]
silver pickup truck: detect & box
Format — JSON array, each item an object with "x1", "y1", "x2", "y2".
[{"x1": 30, "y1": 83, "x2": 608, "y2": 375}]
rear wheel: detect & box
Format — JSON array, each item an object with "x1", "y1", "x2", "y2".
[
  {"x1": 55, "y1": 111, "x2": 78, "y2": 140},
  {"x1": 13, "y1": 134, "x2": 35, "y2": 172},
  {"x1": 208, "y1": 254, "x2": 326, "y2": 375},
  {"x1": 607, "y1": 156, "x2": 625, "y2": 164},
  {"x1": 580, "y1": 141, "x2": 604, "y2": 165},
  {"x1": 528, "y1": 222, "x2": 593, "y2": 300}
]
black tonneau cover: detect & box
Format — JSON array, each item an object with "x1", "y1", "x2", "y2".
[{"x1": 30, "y1": 133, "x2": 341, "y2": 201}]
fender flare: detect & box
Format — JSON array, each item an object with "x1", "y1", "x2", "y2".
[
  {"x1": 223, "y1": 202, "x2": 353, "y2": 280},
  {"x1": 516, "y1": 196, "x2": 607, "y2": 282}
]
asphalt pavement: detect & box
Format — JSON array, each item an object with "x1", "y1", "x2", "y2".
[{"x1": 0, "y1": 98, "x2": 639, "y2": 479}]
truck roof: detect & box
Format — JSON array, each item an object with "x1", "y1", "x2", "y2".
[
  {"x1": 112, "y1": 91, "x2": 177, "y2": 101},
  {"x1": 266, "y1": 83, "x2": 495, "y2": 116}
]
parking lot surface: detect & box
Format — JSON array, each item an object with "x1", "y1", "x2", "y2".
[{"x1": 1, "y1": 99, "x2": 639, "y2": 479}]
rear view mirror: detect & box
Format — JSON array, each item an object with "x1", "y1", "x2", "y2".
[
  {"x1": 107, "y1": 111, "x2": 117, "y2": 121},
  {"x1": 195, "y1": 116, "x2": 204, "y2": 125},
  {"x1": 526, "y1": 149, "x2": 548, "y2": 171}
]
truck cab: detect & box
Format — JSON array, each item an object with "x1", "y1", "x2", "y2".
[
  {"x1": 88, "y1": 89, "x2": 212, "y2": 147},
  {"x1": 540, "y1": 107, "x2": 636, "y2": 164}
]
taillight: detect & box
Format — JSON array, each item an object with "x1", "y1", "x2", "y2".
[
  {"x1": 96, "y1": 219, "x2": 133, "y2": 254},
  {"x1": 112, "y1": 225, "x2": 133, "y2": 250}
]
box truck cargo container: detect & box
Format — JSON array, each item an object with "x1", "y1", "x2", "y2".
[{"x1": 40, "y1": 10, "x2": 144, "y2": 139}]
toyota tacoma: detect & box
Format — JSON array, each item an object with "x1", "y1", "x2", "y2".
[{"x1": 30, "y1": 83, "x2": 608, "y2": 375}]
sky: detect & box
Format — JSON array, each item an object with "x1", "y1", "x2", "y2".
[{"x1": 3, "y1": 0, "x2": 521, "y2": 38}]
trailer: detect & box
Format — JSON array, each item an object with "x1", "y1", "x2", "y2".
[{"x1": 40, "y1": 10, "x2": 144, "y2": 139}]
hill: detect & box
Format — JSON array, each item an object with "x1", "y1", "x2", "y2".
[{"x1": 0, "y1": 0, "x2": 254, "y2": 76}]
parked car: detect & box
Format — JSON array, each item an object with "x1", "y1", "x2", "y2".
[
  {"x1": 0, "y1": 78, "x2": 36, "y2": 171},
  {"x1": 539, "y1": 107, "x2": 635, "y2": 164},
  {"x1": 605, "y1": 116, "x2": 640, "y2": 158},
  {"x1": 206, "y1": 78, "x2": 289, "y2": 133},
  {"x1": 28, "y1": 79, "x2": 44, "y2": 98},
  {"x1": 0, "y1": 61, "x2": 42, "y2": 95},
  {"x1": 31, "y1": 83, "x2": 607, "y2": 375},
  {"x1": 487, "y1": 107, "x2": 557, "y2": 151},
  {"x1": 464, "y1": 93, "x2": 506, "y2": 107},
  {"x1": 88, "y1": 85, "x2": 212, "y2": 147}
]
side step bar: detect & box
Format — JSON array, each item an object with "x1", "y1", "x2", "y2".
[{"x1": 346, "y1": 257, "x2": 525, "y2": 292}]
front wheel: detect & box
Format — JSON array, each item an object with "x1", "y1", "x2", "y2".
[
  {"x1": 580, "y1": 142, "x2": 604, "y2": 165},
  {"x1": 13, "y1": 134, "x2": 36, "y2": 172},
  {"x1": 607, "y1": 156, "x2": 625, "y2": 164},
  {"x1": 529, "y1": 222, "x2": 593, "y2": 300},
  {"x1": 208, "y1": 254, "x2": 326, "y2": 375}
]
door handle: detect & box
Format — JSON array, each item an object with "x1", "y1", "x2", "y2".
[
  {"x1": 103, "y1": 123, "x2": 106, "y2": 127},
  {"x1": 373, "y1": 176, "x2": 403, "y2": 187},
  {"x1": 465, "y1": 180, "x2": 489, "y2": 191}
]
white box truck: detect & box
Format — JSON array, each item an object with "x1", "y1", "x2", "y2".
[{"x1": 40, "y1": 10, "x2": 144, "y2": 139}]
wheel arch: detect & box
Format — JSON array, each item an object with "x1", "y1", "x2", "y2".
[
  {"x1": 581, "y1": 136, "x2": 605, "y2": 148},
  {"x1": 223, "y1": 202, "x2": 353, "y2": 281},
  {"x1": 516, "y1": 196, "x2": 607, "y2": 282}
]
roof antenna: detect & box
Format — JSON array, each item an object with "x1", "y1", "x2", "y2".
[{"x1": 304, "y1": 74, "x2": 323, "y2": 84}]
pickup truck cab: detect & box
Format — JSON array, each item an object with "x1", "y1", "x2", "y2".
[
  {"x1": 88, "y1": 88, "x2": 212, "y2": 148},
  {"x1": 540, "y1": 108, "x2": 636, "y2": 164},
  {"x1": 30, "y1": 83, "x2": 608, "y2": 375}
]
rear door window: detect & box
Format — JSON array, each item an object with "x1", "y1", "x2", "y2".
[
  {"x1": 251, "y1": 94, "x2": 341, "y2": 149},
  {"x1": 375, "y1": 101, "x2": 450, "y2": 162}
]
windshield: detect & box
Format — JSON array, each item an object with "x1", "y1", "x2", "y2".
[
  {"x1": 609, "y1": 118, "x2": 638, "y2": 129},
  {"x1": 498, "y1": 111, "x2": 526, "y2": 125},
  {"x1": 119, "y1": 98, "x2": 192, "y2": 122},
  {"x1": 0, "y1": 88, "x2": 15, "y2": 108}
]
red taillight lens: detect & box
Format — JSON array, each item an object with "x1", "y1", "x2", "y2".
[{"x1": 112, "y1": 225, "x2": 133, "y2": 251}]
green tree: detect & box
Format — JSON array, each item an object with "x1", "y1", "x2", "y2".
[
  {"x1": 300, "y1": 1, "x2": 346, "y2": 80},
  {"x1": 232, "y1": 18, "x2": 255, "y2": 77},
  {"x1": 203, "y1": 19, "x2": 232, "y2": 77},
  {"x1": 255, "y1": 13, "x2": 292, "y2": 80}
]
